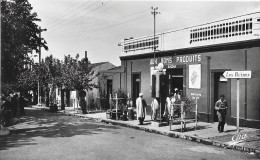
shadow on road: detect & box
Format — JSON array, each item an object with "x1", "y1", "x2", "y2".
[{"x1": 0, "y1": 107, "x2": 121, "y2": 151}]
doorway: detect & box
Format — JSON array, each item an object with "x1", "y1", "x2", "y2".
[
  {"x1": 211, "y1": 71, "x2": 230, "y2": 122},
  {"x1": 132, "y1": 73, "x2": 141, "y2": 107},
  {"x1": 166, "y1": 68, "x2": 184, "y2": 96}
]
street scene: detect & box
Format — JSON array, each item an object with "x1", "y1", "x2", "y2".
[
  {"x1": 1, "y1": 0, "x2": 260, "y2": 160},
  {"x1": 0, "y1": 107, "x2": 259, "y2": 160}
]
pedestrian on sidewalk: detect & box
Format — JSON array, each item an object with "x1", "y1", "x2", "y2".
[
  {"x1": 151, "y1": 97, "x2": 159, "y2": 121},
  {"x1": 215, "y1": 95, "x2": 228, "y2": 133},
  {"x1": 136, "y1": 93, "x2": 146, "y2": 125},
  {"x1": 11, "y1": 93, "x2": 18, "y2": 117},
  {"x1": 1, "y1": 95, "x2": 12, "y2": 127},
  {"x1": 19, "y1": 95, "x2": 28, "y2": 116}
]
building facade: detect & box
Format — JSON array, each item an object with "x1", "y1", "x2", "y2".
[{"x1": 99, "y1": 12, "x2": 260, "y2": 128}]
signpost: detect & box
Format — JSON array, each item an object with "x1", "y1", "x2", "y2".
[
  {"x1": 223, "y1": 71, "x2": 252, "y2": 133},
  {"x1": 191, "y1": 93, "x2": 201, "y2": 129}
]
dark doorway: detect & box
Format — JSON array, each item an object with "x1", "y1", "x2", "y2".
[
  {"x1": 212, "y1": 72, "x2": 230, "y2": 122},
  {"x1": 132, "y1": 73, "x2": 141, "y2": 107},
  {"x1": 166, "y1": 68, "x2": 184, "y2": 96},
  {"x1": 106, "y1": 79, "x2": 113, "y2": 106}
]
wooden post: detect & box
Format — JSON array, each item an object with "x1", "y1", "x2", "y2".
[
  {"x1": 195, "y1": 97, "x2": 198, "y2": 130},
  {"x1": 109, "y1": 94, "x2": 112, "y2": 111},
  {"x1": 116, "y1": 93, "x2": 118, "y2": 120},
  {"x1": 237, "y1": 79, "x2": 240, "y2": 133}
]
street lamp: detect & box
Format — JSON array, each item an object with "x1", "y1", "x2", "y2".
[
  {"x1": 37, "y1": 27, "x2": 47, "y2": 106},
  {"x1": 151, "y1": 6, "x2": 160, "y2": 69}
]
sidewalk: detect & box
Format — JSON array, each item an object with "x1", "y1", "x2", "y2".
[{"x1": 34, "y1": 105, "x2": 260, "y2": 157}]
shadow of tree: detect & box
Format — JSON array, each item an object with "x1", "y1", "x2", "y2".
[
  {"x1": 172, "y1": 125, "x2": 210, "y2": 133},
  {"x1": 0, "y1": 108, "x2": 121, "y2": 151}
]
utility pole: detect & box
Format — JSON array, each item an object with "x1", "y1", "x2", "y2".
[
  {"x1": 151, "y1": 7, "x2": 161, "y2": 124},
  {"x1": 37, "y1": 27, "x2": 47, "y2": 106},
  {"x1": 151, "y1": 7, "x2": 160, "y2": 69}
]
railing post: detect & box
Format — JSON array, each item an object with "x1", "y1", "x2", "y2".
[{"x1": 116, "y1": 93, "x2": 118, "y2": 120}]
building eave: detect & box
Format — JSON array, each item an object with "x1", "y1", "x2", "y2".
[{"x1": 120, "y1": 39, "x2": 260, "y2": 61}]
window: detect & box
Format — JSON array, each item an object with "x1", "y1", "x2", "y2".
[
  {"x1": 249, "y1": 22, "x2": 252, "y2": 29},
  {"x1": 242, "y1": 24, "x2": 245, "y2": 31}
]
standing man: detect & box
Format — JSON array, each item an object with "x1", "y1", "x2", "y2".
[
  {"x1": 136, "y1": 93, "x2": 146, "y2": 125},
  {"x1": 151, "y1": 97, "x2": 159, "y2": 121},
  {"x1": 215, "y1": 95, "x2": 228, "y2": 133}
]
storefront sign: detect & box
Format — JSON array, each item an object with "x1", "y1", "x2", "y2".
[
  {"x1": 176, "y1": 55, "x2": 201, "y2": 64},
  {"x1": 223, "y1": 71, "x2": 252, "y2": 79},
  {"x1": 150, "y1": 56, "x2": 176, "y2": 69},
  {"x1": 150, "y1": 54, "x2": 202, "y2": 67},
  {"x1": 189, "y1": 64, "x2": 201, "y2": 89}
]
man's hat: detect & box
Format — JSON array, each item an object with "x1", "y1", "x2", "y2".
[{"x1": 139, "y1": 93, "x2": 143, "y2": 97}]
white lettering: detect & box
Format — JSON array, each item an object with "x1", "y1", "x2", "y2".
[
  {"x1": 175, "y1": 54, "x2": 202, "y2": 64},
  {"x1": 198, "y1": 55, "x2": 201, "y2": 61},
  {"x1": 232, "y1": 132, "x2": 249, "y2": 142},
  {"x1": 176, "y1": 57, "x2": 179, "y2": 62}
]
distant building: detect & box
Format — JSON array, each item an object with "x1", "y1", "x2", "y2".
[
  {"x1": 97, "y1": 66, "x2": 125, "y2": 110},
  {"x1": 85, "y1": 62, "x2": 116, "y2": 109},
  {"x1": 99, "y1": 12, "x2": 260, "y2": 128}
]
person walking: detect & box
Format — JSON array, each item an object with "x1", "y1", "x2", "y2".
[
  {"x1": 136, "y1": 93, "x2": 146, "y2": 125},
  {"x1": 1, "y1": 95, "x2": 13, "y2": 127},
  {"x1": 19, "y1": 95, "x2": 28, "y2": 116},
  {"x1": 215, "y1": 95, "x2": 228, "y2": 133},
  {"x1": 11, "y1": 93, "x2": 18, "y2": 117},
  {"x1": 151, "y1": 97, "x2": 159, "y2": 121}
]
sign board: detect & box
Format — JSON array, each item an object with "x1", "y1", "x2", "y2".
[
  {"x1": 191, "y1": 93, "x2": 201, "y2": 98},
  {"x1": 223, "y1": 71, "x2": 251, "y2": 79},
  {"x1": 222, "y1": 70, "x2": 252, "y2": 133}
]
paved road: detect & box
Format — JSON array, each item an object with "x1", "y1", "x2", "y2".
[{"x1": 0, "y1": 108, "x2": 258, "y2": 160}]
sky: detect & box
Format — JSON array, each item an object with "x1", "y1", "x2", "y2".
[{"x1": 28, "y1": 0, "x2": 260, "y2": 66}]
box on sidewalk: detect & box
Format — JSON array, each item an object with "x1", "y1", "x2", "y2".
[{"x1": 151, "y1": 121, "x2": 162, "y2": 127}]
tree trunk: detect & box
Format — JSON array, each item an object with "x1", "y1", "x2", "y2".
[
  {"x1": 66, "y1": 90, "x2": 70, "y2": 107},
  {"x1": 46, "y1": 88, "x2": 50, "y2": 107},
  {"x1": 34, "y1": 90, "x2": 38, "y2": 105},
  {"x1": 61, "y1": 89, "x2": 65, "y2": 110}
]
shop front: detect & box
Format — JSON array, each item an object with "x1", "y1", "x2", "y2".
[{"x1": 119, "y1": 44, "x2": 260, "y2": 128}]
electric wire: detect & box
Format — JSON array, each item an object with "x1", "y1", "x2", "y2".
[
  {"x1": 47, "y1": 0, "x2": 101, "y2": 31},
  {"x1": 49, "y1": 0, "x2": 111, "y2": 33},
  {"x1": 56, "y1": 12, "x2": 151, "y2": 37},
  {"x1": 44, "y1": 0, "x2": 86, "y2": 25},
  {"x1": 49, "y1": 8, "x2": 148, "y2": 36}
]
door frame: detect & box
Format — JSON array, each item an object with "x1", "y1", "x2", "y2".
[
  {"x1": 132, "y1": 72, "x2": 141, "y2": 107},
  {"x1": 211, "y1": 69, "x2": 231, "y2": 122}
]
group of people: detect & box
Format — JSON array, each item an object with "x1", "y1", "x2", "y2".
[
  {"x1": 135, "y1": 88, "x2": 182, "y2": 125},
  {"x1": 135, "y1": 90, "x2": 228, "y2": 133},
  {"x1": 0, "y1": 93, "x2": 28, "y2": 127},
  {"x1": 151, "y1": 88, "x2": 182, "y2": 121}
]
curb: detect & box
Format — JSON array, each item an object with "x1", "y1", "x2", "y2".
[
  {"x1": 73, "y1": 113, "x2": 259, "y2": 157},
  {"x1": 34, "y1": 107, "x2": 260, "y2": 157}
]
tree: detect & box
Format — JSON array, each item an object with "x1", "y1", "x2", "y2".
[
  {"x1": 57, "y1": 54, "x2": 95, "y2": 110},
  {"x1": 1, "y1": 0, "x2": 48, "y2": 93}
]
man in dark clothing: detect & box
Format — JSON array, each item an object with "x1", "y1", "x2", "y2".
[
  {"x1": 19, "y1": 95, "x2": 27, "y2": 116},
  {"x1": 215, "y1": 95, "x2": 228, "y2": 133},
  {"x1": 11, "y1": 94, "x2": 19, "y2": 117},
  {"x1": 1, "y1": 96, "x2": 13, "y2": 127}
]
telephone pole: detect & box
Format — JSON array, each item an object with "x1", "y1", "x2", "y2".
[
  {"x1": 37, "y1": 27, "x2": 47, "y2": 106},
  {"x1": 151, "y1": 7, "x2": 160, "y2": 69}
]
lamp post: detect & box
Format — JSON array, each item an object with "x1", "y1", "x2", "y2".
[
  {"x1": 151, "y1": 7, "x2": 160, "y2": 69},
  {"x1": 37, "y1": 27, "x2": 47, "y2": 106}
]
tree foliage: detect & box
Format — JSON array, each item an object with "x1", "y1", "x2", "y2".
[
  {"x1": 16, "y1": 54, "x2": 96, "y2": 93},
  {"x1": 1, "y1": 0, "x2": 48, "y2": 85}
]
